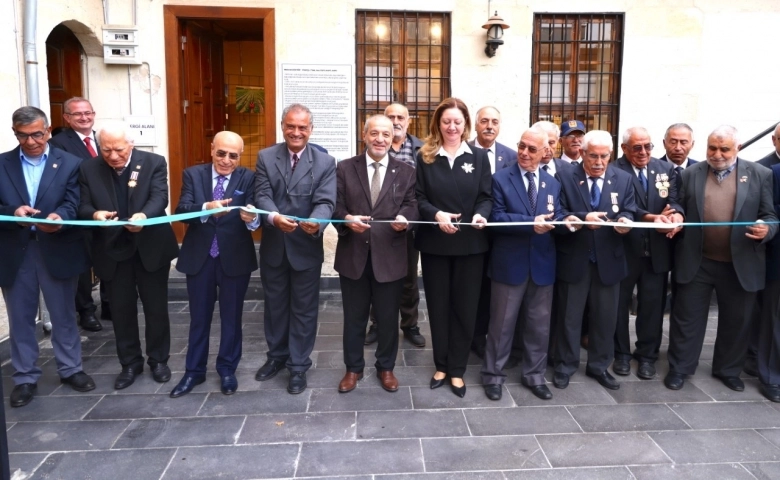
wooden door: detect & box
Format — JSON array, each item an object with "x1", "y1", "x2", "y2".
[
  {"x1": 46, "y1": 25, "x2": 84, "y2": 129},
  {"x1": 182, "y1": 21, "x2": 225, "y2": 167}
]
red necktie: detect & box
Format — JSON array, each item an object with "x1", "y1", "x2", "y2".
[{"x1": 84, "y1": 137, "x2": 97, "y2": 158}]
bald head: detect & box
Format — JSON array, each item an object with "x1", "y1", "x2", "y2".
[
  {"x1": 516, "y1": 127, "x2": 547, "y2": 172},
  {"x1": 772, "y1": 122, "x2": 780, "y2": 155},
  {"x1": 212, "y1": 130, "x2": 244, "y2": 176}
]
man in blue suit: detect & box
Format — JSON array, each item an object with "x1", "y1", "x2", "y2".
[
  {"x1": 481, "y1": 127, "x2": 561, "y2": 401},
  {"x1": 553, "y1": 130, "x2": 637, "y2": 391},
  {"x1": 170, "y1": 131, "x2": 260, "y2": 397},
  {"x1": 0, "y1": 107, "x2": 95, "y2": 407},
  {"x1": 253, "y1": 104, "x2": 337, "y2": 394}
]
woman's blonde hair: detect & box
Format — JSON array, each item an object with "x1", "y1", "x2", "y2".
[{"x1": 419, "y1": 97, "x2": 472, "y2": 164}]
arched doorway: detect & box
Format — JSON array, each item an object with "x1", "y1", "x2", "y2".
[{"x1": 46, "y1": 24, "x2": 85, "y2": 130}]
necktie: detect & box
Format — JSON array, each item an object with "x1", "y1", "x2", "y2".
[
  {"x1": 114, "y1": 166, "x2": 126, "y2": 176},
  {"x1": 83, "y1": 137, "x2": 97, "y2": 158},
  {"x1": 370, "y1": 162, "x2": 381, "y2": 207},
  {"x1": 526, "y1": 171, "x2": 537, "y2": 213},
  {"x1": 291, "y1": 153, "x2": 300, "y2": 173},
  {"x1": 638, "y1": 168, "x2": 648, "y2": 192},
  {"x1": 714, "y1": 169, "x2": 729, "y2": 183},
  {"x1": 675, "y1": 166, "x2": 683, "y2": 175},
  {"x1": 209, "y1": 175, "x2": 227, "y2": 258},
  {"x1": 589, "y1": 176, "x2": 601, "y2": 209},
  {"x1": 542, "y1": 164, "x2": 549, "y2": 172},
  {"x1": 571, "y1": 161, "x2": 578, "y2": 166}
]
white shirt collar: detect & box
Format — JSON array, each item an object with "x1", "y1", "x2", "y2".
[
  {"x1": 475, "y1": 139, "x2": 495, "y2": 154},
  {"x1": 366, "y1": 154, "x2": 389, "y2": 169},
  {"x1": 561, "y1": 152, "x2": 581, "y2": 163},
  {"x1": 437, "y1": 141, "x2": 472, "y2": 160},
  {"x1": 74, "y1": 130, "x2": 95, "y2": 143},
  {"x1": 211, "y1": 165, "x2": 232, "y2": 181}
]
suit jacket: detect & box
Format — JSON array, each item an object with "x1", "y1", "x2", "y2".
[
  {"x1": 468, "y1": 140, "x2": 514, "y2": 173},
  {"x1": 675, "y1": 158, "x2": 778, "y2": 291},
  {"x1": 615, "y1": 156, "x2": 684, "y2": 273},
  {"x1": 768, "y1": 164, "x2": 780, "y2": 282},
  {"x1": 556, "y1": 163, "x2": 637, "y2": 286},
  {"x1": 0, "y1": 146, "x2": 89, "y2": 286},
  {"x1": 254, "y1": 143, "x2": 337, "y2": 271},
  {"x1": 415, "y1": 146, "x2": 493, "y2": 256},
  {"x1": 333, "y1": 153, "x2": 418, "y2": 282},
  {"x1": 49, "y1": 128, "x2": 98, "y2": 161},
  {"x1": 175, "y1": 164, "x2": 259, "y2": 277},
  {"x1": 488, "y1": 163, "x2": 561, "y2": 286},
  {"x1": 758, "y1": 151, "x2": 780, "y2": 169},
  {"x1": 659, "y1": 155, "x2": 699, "y2": 168},
  {"x1": 541, "y1": 157, "x2": 575, "y2": 180},
  {"x1": 78, "y1": 149, "x2": 179, "y2": 280}
]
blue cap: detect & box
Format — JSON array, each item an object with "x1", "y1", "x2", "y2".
[{"x1": 560, "y1": 120, "x2": 586, "y2": 136}]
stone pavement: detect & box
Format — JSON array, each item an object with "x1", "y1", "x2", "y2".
[{"x1": 4, "y1": 294, "x2": 780, "y2": 479}]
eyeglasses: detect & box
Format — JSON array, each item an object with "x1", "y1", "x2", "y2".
[
  {"x1": 630, "y1": 143, "x2": 654, "y2": 153},
  {"x1": 586, "y1": 153, "x2": 611, "y2": 160},
  {"x1": 215, "y1": 150, "x2": 240, "y2": 160},
  {"x1": 517, "y1": 142, "x2": 539, "y2": 154},
  {"x1": 64, "y1": 111, "x2": 95, "y2": 118},
  {"x1": 14, "y1": 130, "x2": 47, "y2": 141}
]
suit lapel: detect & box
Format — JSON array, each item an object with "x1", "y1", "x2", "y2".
[
  {"x1": 4, "y1": 148, "x2": 31, "y2": 204},
  {"x1": 354, "y1": 155, "x2": 372, "y2": 205},
  {"x1": 34, "y1": 149, "x2": 61, "y2": 205},
  {"x1": 733, "y1": 159, "x2": 748, "y2": 219},
  {"x1": 618, "y1": 158, "x2": 647, "y2": 209},
  {"x1": 574, "y1": 166, "x2": 592, "y2": 211},
  {"x1": 508, "y1": 165, "x2": 533, "y2": 214},
  {"x1": 202, "y1": 164, "x2": 215, "y2": 201},
  {"x1": 694, "y1": 163, "x2": 707, "y2": 219},
  {"x1": 98, "y1": 160, "x2": 119, "y2": 212},
  {"x1": 274, "y1": 145, "x2": 290, "y2": 183}
]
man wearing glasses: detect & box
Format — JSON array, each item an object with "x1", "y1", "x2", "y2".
[
  {"x1": 253, "y1": 104, "x2": 336, "y2": 394},
  {"x1": 559, "y1": 120, "x2": 586, "y2": 165},
  {"x1": 0, "y1": 106, "x2": 95, "y2": 407},
  {"x1": 170, "y1": 131, "x2": 260, "y2": 397},
  {"x1": 613, "y1": 127, "x2": 684, "y2": 381},
  {"x1": 50, "y1": 97, "x2": 106, "y2": 332}
]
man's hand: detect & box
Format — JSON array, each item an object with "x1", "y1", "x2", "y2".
[
  {"x1": 563, "y1": 215, "x2": 582, "y2": 232},
  {"x1": 746, "y1": 220, "x2": 769, "y2": 241},
  {"x1": 14, "y1": 205, "x2": 39, "y2": 227},
  {"x1": 472, "y1": 213, "x2": 487, "y2": 230},
  {"x1": 346, "y1": 215, "x2": 371, "y2": 233},
  {"x1": 391, "y1": 215, "x2": 408, "y2": 232},
  {"x1": 585, "y1": 211, "x2": 608, "y2": 230},
  {"x1": 533, "y1": 213, "x2": 555, "y2": 234},
  {"x1": 125, "y1": 212, "x2": 147, "y2": 233},
  {"x1": 660, "y1": 205, "x2": 677, "y2": 217},
  {"x1": 36, "y1": 213, "x2": 63, "y2": 233},
  {"x1": 299, "y1": 220, "x2": 320, "y2": 235},
  {"x1": 273, "y1": 214, "x2": 298, "y2": 233},
  {"x1": 435, "y1": 211, "x2": 461, "y2": 234},
  {"x1": 614, "y1": 216, "x2": 632, "y2": 234},
  {"x1": 93, "y1": 210, "x2": 118, "y2": 224},
  {"x1": 206, "y1": 198, "x2": 232, "y2": 218},
  {"x1": 240, "y1": 204, "x2": 258, "y2": 223}
]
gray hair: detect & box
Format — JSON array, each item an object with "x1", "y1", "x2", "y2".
[
  {"x1": 709, "y1": 125, "x2": 740, "y2": 145},
  {"x1": 582, "y1": 130, "x2": 614, "y2": 152},
  {"x1": 63, "y1": 97, "x2": 93, "y2": 113},
  {"x1": 664, "y1": 122, "x2": 694, "y2": 140},
  {"x1": 363, "y1": 114, "x2": 392, "y2": 134},
  {"x1": 621, "y1": 126, "x2": 650, "y2": 144},
  {"x1": 97, "y1": 121, "x2": 135, "y2": 144},
  {"x1": 476, "y1": 106, "x2": 501, "y2": 120},
  {"x1": 281, "y1": 103, "x2": 313, "y2": 125},
  {"x1": 384, "y1": 103, "x2": 409, "y2": 116},
  {"x1": 532, "y1": 121, "x2": 560, "y2": 138},
  {"x1": 12, "y1": 106, "x2": 49, "y2": 128}
]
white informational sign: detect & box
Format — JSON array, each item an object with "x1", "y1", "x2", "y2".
[
  {"x1": 124, "y1": 115, "x2": 157, "y2": 147},
  {"x1": 281, "y1": 64, "x2": 353, "y2": 160}
]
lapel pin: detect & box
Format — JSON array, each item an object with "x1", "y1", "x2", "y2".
[
  {"x1": 498, "y1": 156, "x2": 503, "y2": 162},
  {"x1": 52, "y1": 164, "x2": 58, "y2": 168},
  {"x1": 579, "y1": 180, "x2": 584, "y2": 185},
  {"x1": 136, "y1": 165, "x2": 141, "y2": 169},
  {"x1": 541, "y1": 181, "x2": 546, "y2": 188},
  {"x1": 650, "y1": 170, "x2": 655, "y2": 175},
  {"x1": 391, "y1": 169, "x2": 395, "y2": 173},
  {"x1": 740, "y1": 176, "x2": 747, "y2": 182},
  {"x1": 607, "y1": 180, "x2": 611, "y2": 185}
]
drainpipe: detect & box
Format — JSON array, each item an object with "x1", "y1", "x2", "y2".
[{"x1": 23, "y1": 0, "x2": 40, "y2": 107}]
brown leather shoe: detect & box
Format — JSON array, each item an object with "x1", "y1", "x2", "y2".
[
  {"x1": 338, "y1": 371, "x2": 363, "y2": 393},
  {"x1": 377, "y1": 370, "x2": 399, "y2": 392}
]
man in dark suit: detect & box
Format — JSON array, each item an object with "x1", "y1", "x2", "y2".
[
  {"x1": 613, "y1": 127, "x2": 684, "y2": 380},
  {"x1": 170, "y1": 131, "x2": 260, "y2": 397},
  {"x1": 533, "y1": 121, "x2": 573, "y2": 179},
  {"x1": 553, "y1": 130, "x2": 636, "y2": 391},
  {"x1": 665, "y1": 125, "x2": 778, "y2": 391},
  {"x1": 660, "y1": 123, "x2": 699, "y2": 178},
  {"x1": 756, "y1": 123, "x2": 780, "y2": 168},
  {"x1": 365, "y1": 103, "x2": 426, "y2": 348},
  {"x1": 757, "y1": 164, "x2": 780, "y2": 402},
  {"x1": 333, "y1": 115, "x2": 418, "y2": 393},
  {"x1": 253, "y1": 103, "x2": 337, "y2": 394},
  {"x1": 49, "y1": 97, "x2": 105, "y2": 331},
  {"x1": 79, "y1": 122, "x2": 179, "y2": 390},
  {"x1": 559, "y1": 120, "x2": 586, "y2": 165},
  {"x1": 481, "y1": 127, "x2": 560, "y2": 401},
  {"x1": 1, "y1": 107, "x2": 95, "y2": 407}
]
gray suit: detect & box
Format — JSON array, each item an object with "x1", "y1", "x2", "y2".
[{"x1": 254, "y1": 143, "x2": 336, "y2": 372}]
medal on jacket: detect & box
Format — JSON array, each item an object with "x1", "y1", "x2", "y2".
[
  {"x1": 128, "y1": 170, "x2": 139, "y2": 188},
  {"x1": 611, "y1": 192, "x2": 619, "y2": 213},
  {"x1": 655, "y1": 173, "x2": 669, "y2": 198},
  {"x1": 547, "y1": 194, "x2": 554, "y2": 212}
]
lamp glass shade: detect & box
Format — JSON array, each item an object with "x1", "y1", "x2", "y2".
[{"x1": 487, "y1": 24, "x2": 503, "y2": 40}]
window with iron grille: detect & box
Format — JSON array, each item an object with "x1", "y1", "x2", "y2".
[
  {"x1": 356, "y1": 10, "x2": 451, "y2": 154},
  {"x1": 530, "y1": 14, "x2": 624, "y2": 150}
]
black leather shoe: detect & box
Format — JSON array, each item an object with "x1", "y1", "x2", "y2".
[
  {"x1": 79, "y1": 313, "x2": 103, "y2": 332},
  {"x1": 743, "y1": 358, "x2": 759, "y2": 377},
  {"x1": 637, "y1": 361, "x2": 656, "y2": 380},
  {"x1": 364, "y1": 324, "x2": 378, "y2": 345},
  {"x1": 151, "y1": 363, "x2": 171, "y2": 383},
  {"x1": 450, "y1": 382, "x2": 466, "y2": 398},
  {"x1": 10, "y1": 383, "x2": 37, "y2": 407},
  {"x1": 760, "y1": 383, "x2": 780, "y2": 403},
  {"x1": 430, "y1": 374, "x2": 447, "y2": 389},
  {"x1": 483, "y1": 384, "x2": 502, "y2": 401},
  {"x1": 664, "y1": 372, "x2": 686, "y2": 390},
  {"x1": 402, "y1": 326, "x2": 426, "y2": 347},
  {"x1": 612, "y1": 359, "x2": 630, "y2": 376},
  {"x1": 61, "y1": 371, "x2": 96, "y2": 392},
  {"x1": 714, "y1": 374, "x2": 744, "y2": 392},
  {"x1": 255, "y1": 359, "x2": 285, "y2": 381},
  {"x1": 170, "y1": 375, "x2": 205, "y2": 398},
  {"x1": 221, "y1": 374, "x2": 238, "y2": 395},
  {"x1": 115, "y1": 365, "x2": 142, "y2": 390},
  {"x1": 529, "y1": 384, "x2": 553, "y2": 400},
  {"x1": 288, "y1": 371, "x2": 307, "y2": 394},
  {"x1": 587, "y1": 370, "x2": 620, "y2": 390},
  {"x1": 553, "y1": 372, "x2": 570, "y2": 389}
]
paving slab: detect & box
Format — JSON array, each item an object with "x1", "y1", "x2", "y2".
[
  {"x1": 8, "y1": 453, "x2": 48, "y2": 479},
  {"x1": 357, "y1": 409, "x2": 470, "y2": 439},
  {"x1": 502, "y1": 467, "x2": 634, "y2": 479},
  {"x1": 567, "y1": 404, "x2": 690, "y2": 432},
  {"x1": 309, "y1": 385, "x2": 413, "y2": 412},
  {"x1": 239, "y1": 411, "x2": 356, "y2": 443},
  {"x1": 113, "y1": 416, "x2": 246, "y2": 448},
  {"x1": 7, "y1": 419, "x2": 130, "y2": 452},
  {"x1": 506, "y1": 381, "x2": 616, "y2": 407},
  {"x1": 29, "y1": 448, "x2": 175, "y2": 480},
  {"x1": 422, "y1": 435, "x2": 549, "y2": 472},
  {"x1": 649, "y1": 429, "x2": 780, "y2": 463},
  {"x1": 629, "y1": 463, "x2": 755, "y2": 479},
  {"x1": 670, "y1": 401, "x2": 780, "y2": 429},
  {"x1": 198, "y1": 389, "x2": 311, "y2": 416},
  {"x1": 5, "y1": 395, "x2": 101, "y2": 423},
  {"x1": 86, "y1": 393, "x2": 207, "y2": 420},
  {"x1": 604, "y1": 378, "x2": 712, "y2": 404},
  {"x1": 410, "y1": 385, "x2": 515, "y2": 409},
  {"x1": 741, "y1": 461, "x2": 780, "y2": 479},
  {"x1": 464, "y1": 406, "x2": 581, "y2": 436},
  {"x1": 297, "y1": 439, "x2": 424, "y2": 477},
  {"x1": 535, "y1": 432, "x2": 671, "y2": 468},
  {"x1": 163, "y1": 444, "x2": 299, "y2": 479}
]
